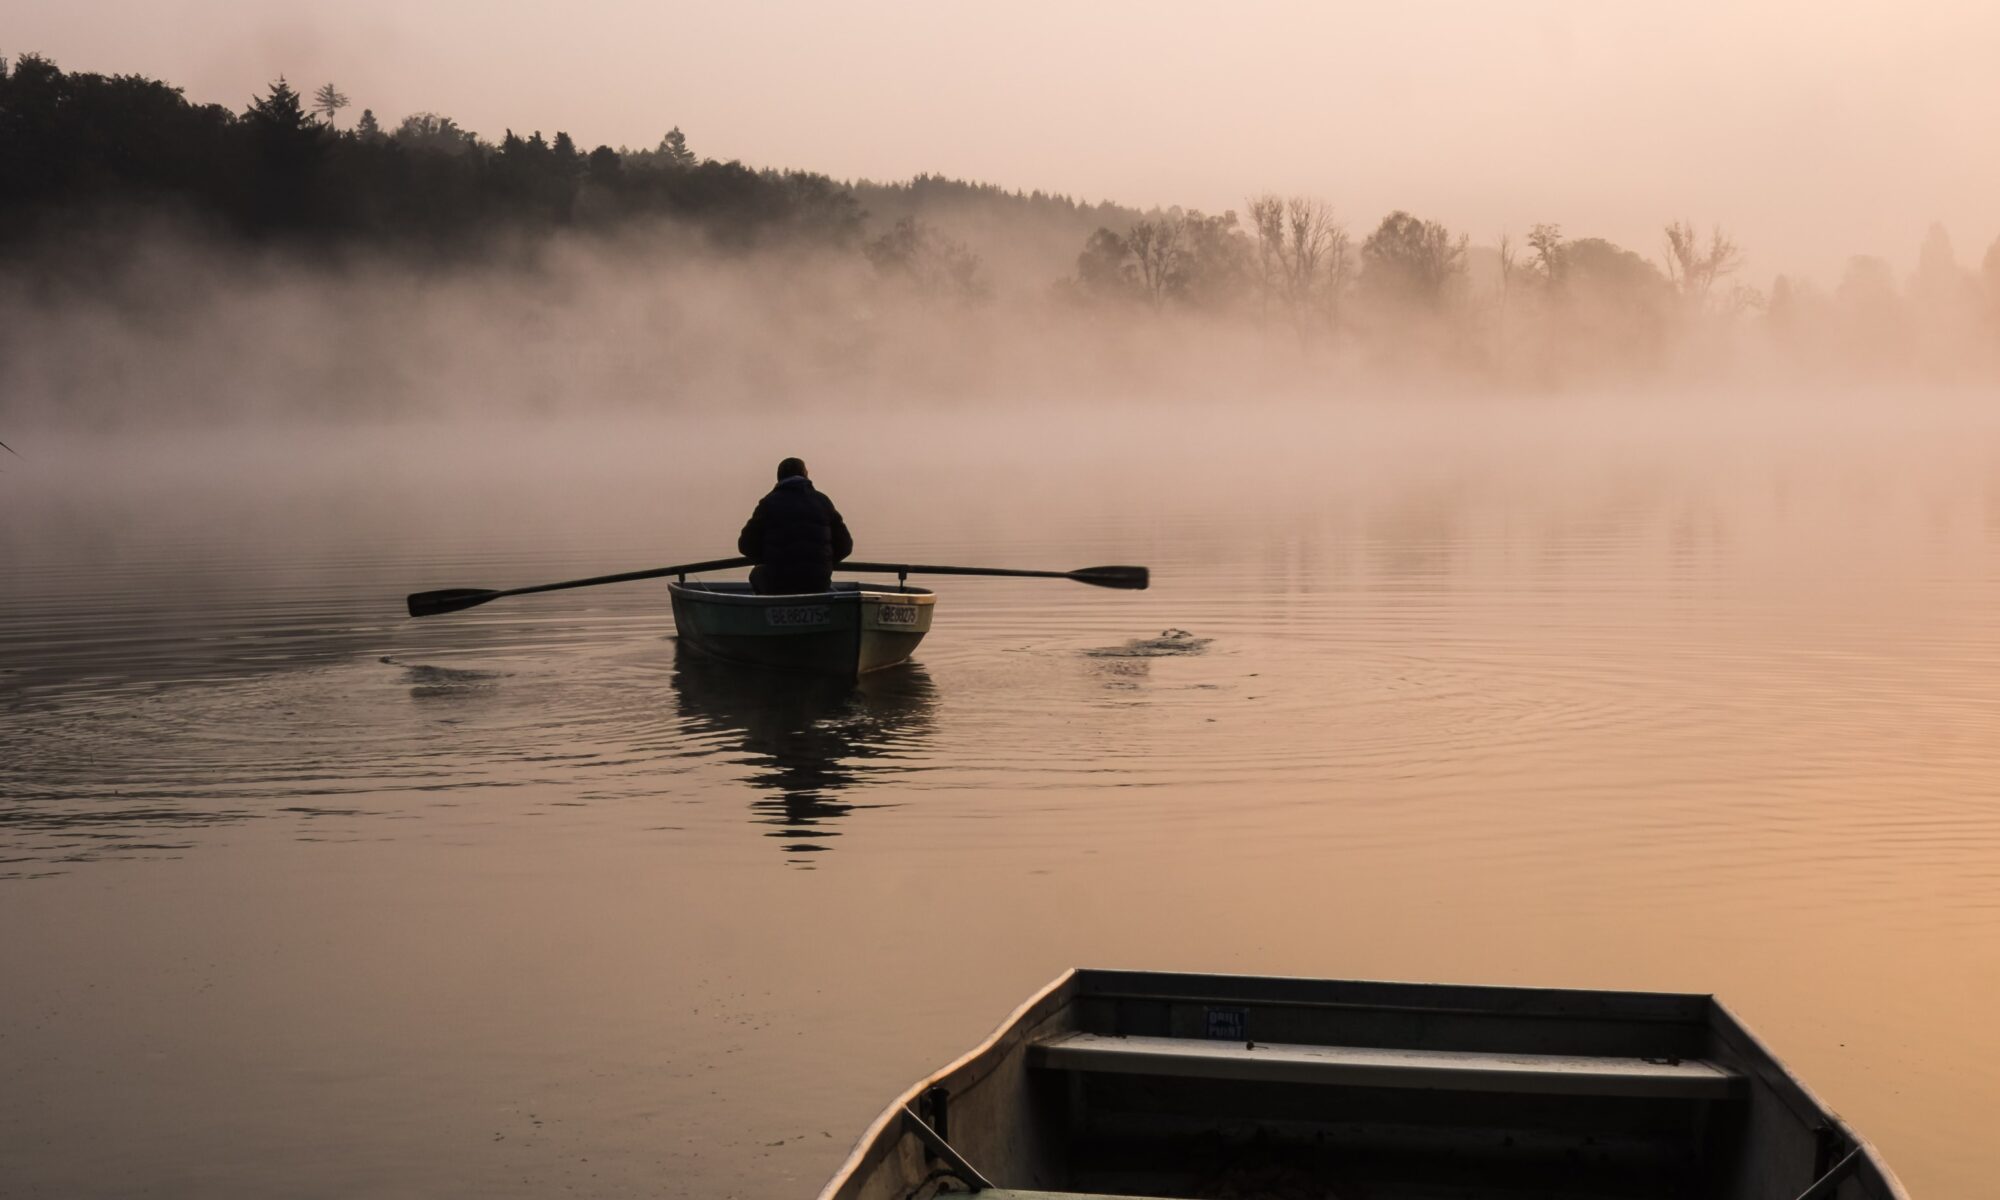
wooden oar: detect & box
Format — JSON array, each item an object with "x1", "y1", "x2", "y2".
[
  {"x1": 842, "y1": 562, "x2": 1149, "y2": 590},
  {"x1": 409, "y1": 557, "x2": 1149, "y2": 618},
  {"x1": 407, "y1": 557, "x2": 750, "y2": 617}
]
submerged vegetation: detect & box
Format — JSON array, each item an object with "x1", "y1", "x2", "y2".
[{"x1": 4, "y1": 50, "x2": 1999, "y2": 426}]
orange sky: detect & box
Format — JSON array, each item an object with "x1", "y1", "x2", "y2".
[{"x1": 10, "y1": 0, "x2": 1997, "y2": 281}]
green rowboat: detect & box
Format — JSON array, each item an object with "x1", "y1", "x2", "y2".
[{"x1": 668, "y1": 580, "x2": 936, "y2": 678}]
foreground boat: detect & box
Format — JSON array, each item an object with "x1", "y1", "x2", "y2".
[
  {"x1": 821, "y1": 968, "x2": 1906, "y2": 1200},
  {"x1": 669, "y1": 580, "x2": 936, "y2": 678}
]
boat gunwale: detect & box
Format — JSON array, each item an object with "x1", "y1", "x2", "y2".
[
  {"x1": 668, "y1": 581, "x2": 936, "y2": 608},
  {"x1": 815, "y1": 968, "x2": 1081, "y2": 1200},
  {"x1": 1706, "y1": 997, "x2": 1911, "y2": 1200}
]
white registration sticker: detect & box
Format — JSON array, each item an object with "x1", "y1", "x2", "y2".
[
  {"x1": 765, "y1": 605, "x2": 832, "y2": 627},
  {"x1": 877, "y1": 604, "x2": 920, "y2": 626}
]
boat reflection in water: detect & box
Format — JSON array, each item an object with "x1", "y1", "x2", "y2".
[{"x1": 670, "y1": 643, "x2": 938, "y2": 865}]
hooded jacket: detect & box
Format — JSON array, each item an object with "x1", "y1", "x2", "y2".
[{"x1": 737, "y1": 475, "x2": 853, "y2": 592}]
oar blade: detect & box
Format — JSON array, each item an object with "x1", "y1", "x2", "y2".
[
  {"x1": 407, "y1": 588, "x2": 503, "y2": 618},
  {"x1": 1069, "y1": 565, "x2": 1150, "y2": 590}
]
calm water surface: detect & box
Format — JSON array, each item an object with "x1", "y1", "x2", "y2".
[{"x1": 4, "y1": 403, "x2": 1998, "y2": 1197}]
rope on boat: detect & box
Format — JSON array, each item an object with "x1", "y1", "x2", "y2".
[{"x1": 899, "y1": 1104, "x2": 994, "y2": 1192}]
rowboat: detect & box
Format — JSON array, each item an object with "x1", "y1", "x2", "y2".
[
  {"x1": 820, "y1": 968, "x2": 1906, "y2": 1200},
  {"x1": 408, "y1": 561, "x2": 1140, "y2": 668},
  {"x1": 668, "y1": 579, "x2": 936, "y2": 678}
]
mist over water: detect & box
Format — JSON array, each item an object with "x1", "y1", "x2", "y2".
[
  {"x1": 5, "y1": 399, "x2": 2000, "y2": 1196},
  {"x1": 10, "y1": 20, "x2": 2000, "y2": 1199},
  {"x1": 7, "y1": 210, "x2": 1997, "y2": 438}
]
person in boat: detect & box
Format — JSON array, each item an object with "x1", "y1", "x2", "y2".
[{"x1": 738, "y1": 457, "x2": 853, "y2": 595}]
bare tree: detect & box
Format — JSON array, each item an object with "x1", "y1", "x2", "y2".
[
  {"x1": 1497, "y1": 232, "x2": 1517, "y2": 308},
  {"x1": 1662, "y1": 220, "x2": 1743, "y2": 306},
  {"x1": 1247, "y1": 195, "x2": 1286, "y2": 319},
  {"x1": 1247, "y1": 194, "x2": 1350, "y2": 338},
  {"x1": 1526, "y1": 223, "x2": 1566, "y2": 287},
  {"x1": 311, "y1": 82, "x2": 350, "y2": 127},
  {"x1": 1126, "y1": 218, "x2": 1185, "y2": 309}
]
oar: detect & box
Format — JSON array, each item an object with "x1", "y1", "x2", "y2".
[
  {"x1": 841, "y1": 562, "x2": 1149, "y2": 590},
  {"x1": 407, "y1": 556, "x2": 751, "y2": 618}
]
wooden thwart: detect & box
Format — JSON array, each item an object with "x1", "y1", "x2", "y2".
[{"x1": 1030, "y1": 1032, "x2": 1740, "y2": 1100}]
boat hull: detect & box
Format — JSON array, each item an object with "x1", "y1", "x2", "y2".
[
  {"x1": 668, "y1": 580, "x2": 934, "y2": 678},
  {"x1": 820, "y1": 968, "x2": 1908, "y2": 1200}
]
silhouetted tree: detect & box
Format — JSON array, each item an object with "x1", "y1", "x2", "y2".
[
  {"x1": 354, "y1": 108, "x2": 382, "y2": 141},
  {"x1": 1909, "y1": 223, "x2": 1977, "y2": 309},
  {"x1": 394, "y1": 112, "x2": 478, "y2": 155},
  {"x1": 660, "y1": 126, "x2": 695, "y2": 168},
  {"x1": 246, "y1": 77, "x2": 312, "y2": 133},
  {"x1": 312, "y1": 82, "x2": 349, "y2": 126},
  {"x1": 1526, "y1": 224, "x2": 1566, "y2": 287},
  {"x1": 1075, "y1": 228, "x2": 1138, "y2": 301},
  {"x1": 1564, "y1": 237, "x2": 1674, "y2": 355},
  {"x1": 242, "y1": 77, "x2": 328, "y2": 228},
  {"x1": 1070, "y1": 210, "x2": 1246, "y2": 310},
  {"x1": 549, "y1": 131, "x2": 584, "y2": 195},
  {"x1": 1360, "y1": 210, "x2": 1466, "y2": 309},
  {"x1": 865, "y1": 217, "x2": 986, "y2": 302},
  {"x1": 1247, "y1": 194, "x2": 1350, "y2": 337},
  {"x1": 1126, "y1": 218, "x2": 1183, "y2": 308},
  {"x1": 1175, "y1": 210, "x2": 1250, "y2": 310},
  {"x1": 1662, "y1": 220, "x2": 1742, "y2": 307}
]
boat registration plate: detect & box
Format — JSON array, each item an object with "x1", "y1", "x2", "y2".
[
  {"x1": 877, "y1": 604, "x2": 921, "y2": 626},
  {"x1": 765, "y1": 605, "x2": 832, "y2": 627}
]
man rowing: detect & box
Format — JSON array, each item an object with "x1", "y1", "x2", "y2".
[{"x1": 737, "y1": 457, "x2": 853, "y2": 595}]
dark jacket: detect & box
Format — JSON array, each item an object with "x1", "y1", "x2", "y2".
[{"x1": 737, "y1": 476, "x2": 853, "y2": 593}]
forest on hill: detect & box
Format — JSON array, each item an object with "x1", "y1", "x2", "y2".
[{"x1": 4, "y1": 50, "x2": 1998, "y2": 423}]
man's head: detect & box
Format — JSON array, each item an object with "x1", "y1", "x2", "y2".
[{"x1": 776, "y1": 457, "x2": 808, "y2": 481}]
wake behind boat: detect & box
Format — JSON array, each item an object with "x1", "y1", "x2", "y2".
[{"x1": 820, "y1": 968, "x2": 1906, "y2": 1200}]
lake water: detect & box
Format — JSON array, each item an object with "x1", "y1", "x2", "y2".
[{"x1": 3, "y1": 399, "x2": 1996, "y2": 1198}]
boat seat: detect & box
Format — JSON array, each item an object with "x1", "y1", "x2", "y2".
[{"x1": 1029, "y1": 1033, "x2": 1740, "y2": 1100}]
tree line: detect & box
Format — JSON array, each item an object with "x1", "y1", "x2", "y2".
[
  {"x1": 1061, "y1": 200, "x2": 2000, "y2": 381},
  {"x1": 5, "y1": 51, "x2": 1997, "y2": 384},
  {"x1": 0, "y1": 54, "x2": 862, "y2": 251}
]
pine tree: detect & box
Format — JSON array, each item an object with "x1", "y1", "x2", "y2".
[
  {"x1": 242, "y1": 78, "x2": 326, "y2": 228},
  {"x1": 660, "y1": 126, "x2": 695, "y2": 168},
  {"x1": 246, "y1": 77, "x2": 313, "y2": 133},
  {"x1": 312, "y1": 82, "x2": 350, "y2": 126},
  {"x1": 355, "y1": 108, "x2": 381, "y2": 141}
]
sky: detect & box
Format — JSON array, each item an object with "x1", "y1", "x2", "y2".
[{"x1": 8, "y1": 0, "x2": 1998, "y2": 282}]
